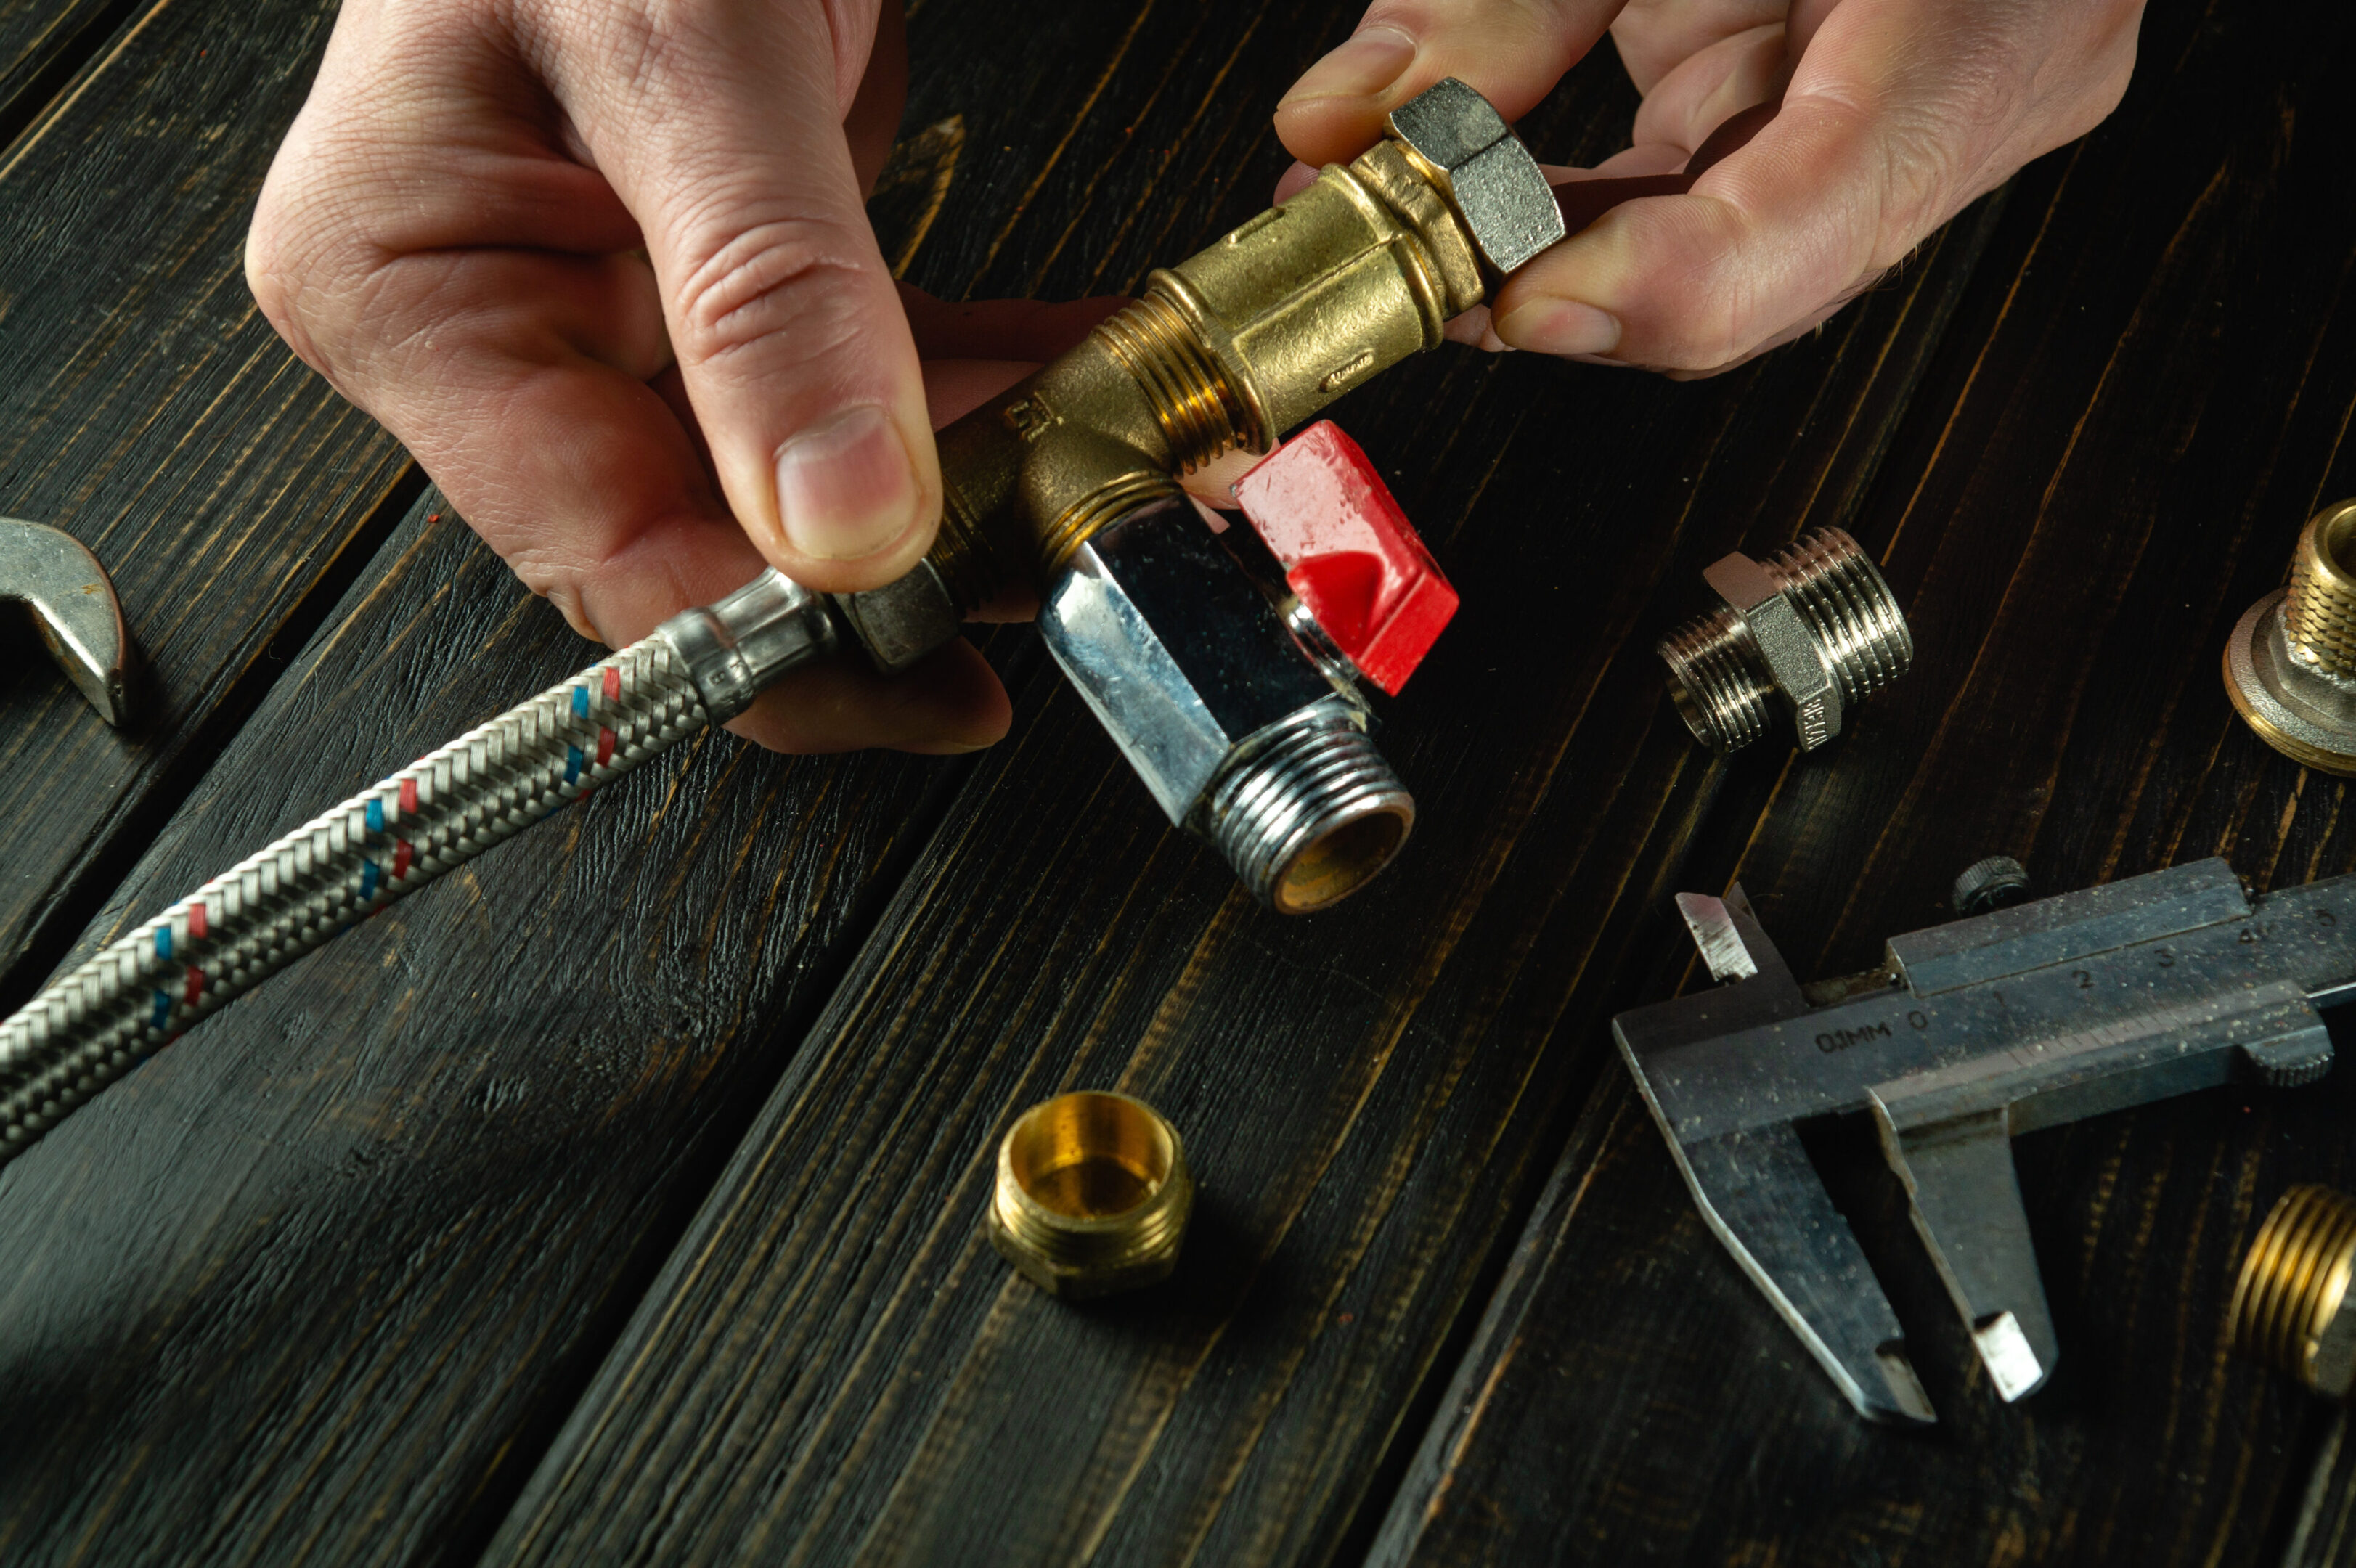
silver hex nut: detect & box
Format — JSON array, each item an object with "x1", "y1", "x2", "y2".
[
  {"x1": 1702, "y1": 551, "x2": 1842, "y2": 748},
  {"x1": 1384, "y1": 78, "x2": 1565, "y2": 274}
]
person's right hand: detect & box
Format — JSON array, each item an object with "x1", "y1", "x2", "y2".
[{"x1": 248, "y1": 0, "x2": 1031, "y2": 754}]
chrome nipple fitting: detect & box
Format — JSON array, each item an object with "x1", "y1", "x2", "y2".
[{"x1": 1658, "y1": 527, "x2": 1914, "y2": 754}]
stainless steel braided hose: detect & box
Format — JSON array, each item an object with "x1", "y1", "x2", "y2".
[{"x1": 0, "y1": 570, "x2": 839, "y2": 1167}]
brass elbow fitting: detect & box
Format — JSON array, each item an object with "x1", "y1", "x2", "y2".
[{"x1": 916, "y1": 136, "x2": 1488, "y2": 615}]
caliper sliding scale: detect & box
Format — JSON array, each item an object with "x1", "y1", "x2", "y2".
[{"x1": 1614, "y1": 858, "x2": 2348, "y2": 1424}]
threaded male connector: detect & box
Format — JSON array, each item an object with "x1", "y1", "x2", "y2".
[
  {"x1": 2226, "y1": 500, "x2": 2356, "y2": 775},
  {"x1": 2230, "y1": 1184, "x2": 2356, "y2": 1399},
  {"x1": 1657, "y1": 526, "x2": 1914, "y2": 754}
]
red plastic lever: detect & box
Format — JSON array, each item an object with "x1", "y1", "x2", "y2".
[{"x1": 1234, "y1": 420, "x2": 1459, "y2": 695}]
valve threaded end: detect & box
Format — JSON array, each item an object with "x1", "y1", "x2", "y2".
[
  {"x1": 1659, "y1": 605, "x2": 1775, "y2": 751},
  {"x1": 1762, "y1": 526, "x2": 1915, "y2": 704},
  {"x1": 2230, "y1": 1184, "x2": 2356, "y2": 1396},
  {"x1": 1205, "y1": 711, "x2": 1414, "y2": 915},
  {"x1": 1096, "y1": 293, "x2": 1256, "y2": 473},
  {"x1": 2286, "y1": 502, "x2": 2356, "y2": 679}
]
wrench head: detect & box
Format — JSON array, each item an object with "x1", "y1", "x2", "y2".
[{"x1": 1, "y1": 517, "x2": 134, "y2": 725}]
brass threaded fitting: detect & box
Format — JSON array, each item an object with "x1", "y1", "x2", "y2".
[
  {"x1": 1658, "y1": 527, "x2": 1914, "y2": 754},
  {"x1": 2286, "y1": 502, "x2": 2356, "y2": 679},
  {"x1": 2230, "y1": 1184, "x2": 2356, "y2": 1398},
  {"x1": 916, "y1": 134, "x2": 1485, "y2": 618},
  {"x1": 987, "y1": 1091, "x2": 1194, "y2": 1300},
  {"x1": 1096, "y1": 292, "x2": 1258, "y2": 473},
  {"x1": 2227, "y1": 502, "x2": 2356, "y2": 775}
]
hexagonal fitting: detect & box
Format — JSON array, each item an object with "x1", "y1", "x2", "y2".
[
  {"x1": 1383, "y1": 78, "x2": 1565, "y2": 275},
  {"x1": 1656, "y1": 527, "x2": 1914, "y2": 754},
  {"x1": 1038, "y1": 500, "x2": 1415, "y2": 913},
  {"x1": 987, "y1": 1092, "x2": 1194, "y2": 1301}
]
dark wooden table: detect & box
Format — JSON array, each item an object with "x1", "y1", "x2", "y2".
[{"x1": 4, "y1": 0, "x2": 2355, "y2": 1561}]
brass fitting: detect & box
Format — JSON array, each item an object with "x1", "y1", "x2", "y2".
[
  {"x1": 915, "y1": 135, "x2": 1488, "y2": 616},
  {"x1": 2229, "y1": 1184, "x2": 2356, "y2": 1399},
  {"x1": 1657, "y1": 527, "x2": 1914, "y2": 754},
  {"x1": 2225, "y1": 500, "x2": 2356, "y2": 775},
  {"x1": 987, "y1": 1091, "x2": 1194, "y2": 1300}
]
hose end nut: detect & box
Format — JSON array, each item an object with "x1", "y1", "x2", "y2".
[
  {"x1": 1383, "y1": 78, "x2": 1564, "y2": 274},
  {"x1": 1657, "y1": 527, "x2": 1913, "y2": 754},
  {"x1": 988, "y1": 1092, "x2": 1194, "y2": 1301},
  {"x1": 2225, "y1": 501, "x2": 2356, "y2": 776},
  {"x1": 2230, "y1": 1184, "x2": 2356, "y2": 1399}
]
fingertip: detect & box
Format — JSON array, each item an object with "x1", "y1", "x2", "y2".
[
  {"x1": 1271, "y1": 160, "x2": 1320, "y2": 205},
  {"x1": 1273, "y1": 25, "x2": 1417, "y2": 165},
  {"x1": 753, "y1": 401, "x2": 943, "y2": 594}
]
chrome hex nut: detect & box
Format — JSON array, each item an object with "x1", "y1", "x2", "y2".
[
  {"x1": 1384, "y1": 78, "x2": 1565, "y2": 274},
  {"x1": 1038, "y1": 501, "x2": 1415, "y2": 914},
  {"x1": 1700, "y1": 549, "x2": 1842, "y2": 748}
]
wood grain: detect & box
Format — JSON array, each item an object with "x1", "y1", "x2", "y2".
[
  {"x1": 1371, "y1": 0, "x2": 2356, "y2": 1563},
  {"x1": 0, "y1": 495, "x2": 970, "y2": 1564},
  {"x1": 0, "y1": 0, "x2": 134, "y2": 142},
  {"x1": 481, "y1": 3, "x2": 2002, "y2": 1559},
  {"x1": 0, "y1": 0, "x2": 416, "y2": 1013}
]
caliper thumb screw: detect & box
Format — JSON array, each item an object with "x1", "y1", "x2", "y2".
[
  {"x1": 1952, "y1": 855, "x2": 2032, "y2": 916},
  {"x1": 1657, "y1": 526, "x2": 1914, "y2": 754}
]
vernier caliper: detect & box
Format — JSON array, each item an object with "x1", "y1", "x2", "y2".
[{"x1": 1615, "y1": 858, "x2": 2347, "y2": 1424}]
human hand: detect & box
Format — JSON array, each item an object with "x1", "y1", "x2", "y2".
[
  {"x1": 248, "y1": 0, "x2": 1083, "y2": 753},
  {"x1": 1273, "y1": 0, "x2": 2144, "y2": 375}
]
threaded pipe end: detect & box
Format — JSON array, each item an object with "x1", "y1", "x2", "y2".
[
  {"x1": 1205, "y1": 711, "x2": 1414, "y2": 914},
  {"x1": 1763, "y1": 526, "x2": 1915, "y2": 705},
  {"x1": 1658, "y1": 605, "x2": 1774, "y2": 751},
  {"x1": 987, "y1": 1092, "x2": 1193, "y2": 1299},
  {"x1": 2230, "y1": 1184, "x2": 2356, "y2": 1395},
  {"x1": 2286, "y1": 502, "x2": 2356, "y2": 679},
  {"x1": 1096, "y1": 292, "x2": 1256, "y2": 473}
]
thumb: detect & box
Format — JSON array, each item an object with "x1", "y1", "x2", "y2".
[
  {"x1": 1273, "y1": 1, "x2": 1621, "y2": 168},
  {"x1": 556, "y1": 0, "x2": 936, "y2": 595}
]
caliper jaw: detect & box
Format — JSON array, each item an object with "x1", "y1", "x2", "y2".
[
  {"x1": 1623, "y1": 887, "x2": 1939, "y2": 1425},
  {"x1": 1618, "y1": 859, "x2": 2342, "y2": 1424}
]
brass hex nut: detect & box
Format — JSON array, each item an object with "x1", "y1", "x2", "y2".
[
  {"x1": 1384, "y1": 78, "x2": 1565, "y2": 274},
  {"x1": 987, "y1": 1091, "x2": 1194, "y2": 1302}
]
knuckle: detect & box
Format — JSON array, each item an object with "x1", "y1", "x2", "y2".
[{"x1": 667, "y1": 215, "x2": 876, "y2": 365}]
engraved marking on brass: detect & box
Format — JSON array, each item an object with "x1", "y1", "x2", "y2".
[
  {"x1": 1319, "y1": 348, "x2": 1377, "y2": 393},
  {"x1": 1004, "y1": 394, "x2": 1061, "y2": 441}
]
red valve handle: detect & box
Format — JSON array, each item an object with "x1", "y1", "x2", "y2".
[{"x1": 1233, "y1": 420, "x2": 1459, "y2": 695}]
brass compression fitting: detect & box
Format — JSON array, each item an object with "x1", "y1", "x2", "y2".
[{"x1": 2226, "y1": 500, "x2": 2356, "y2": 775}]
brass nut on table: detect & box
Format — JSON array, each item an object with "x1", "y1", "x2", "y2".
[
  {"x1": 2225, "y1": 500, "x2": 2356, "y2": 775},
  {"x1": 1656, "y1": 527, "x2": 1915, "y2": 754},
  {"x1": 2230, "y1": 1185, "x2": 2356, "y2": 1399},
  {"x1": 987, "y1": 1092, "x2": 1194, "y2": 1301}
]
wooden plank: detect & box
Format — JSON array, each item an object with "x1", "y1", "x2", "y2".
[
  {"x1": 1370, "y1": 0, "x2": 2356, "y2": 1562},
  {"x1": 0, "y1": 496, "x2": 966, "y2": 1563},
  {"x1": 0, "y1": 0, "x2": 416, "y2": 1008},
  {"x1": 480, "y1": 7, "x2": 2004, "y2": 1561},
  {"x1": 0, "y1": 2, "x2": 1472, "y2": 1561},
  {"x1": 0, "y1": 0, "x2": 134, "y2": 142}
]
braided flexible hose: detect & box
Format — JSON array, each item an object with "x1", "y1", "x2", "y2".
[
  {"x1": 0, "y1": 637, "x2": 709, "y2": 1157},
  {"x1": 0, "y1": 564, "x2": 848, "y2": 1167}
]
